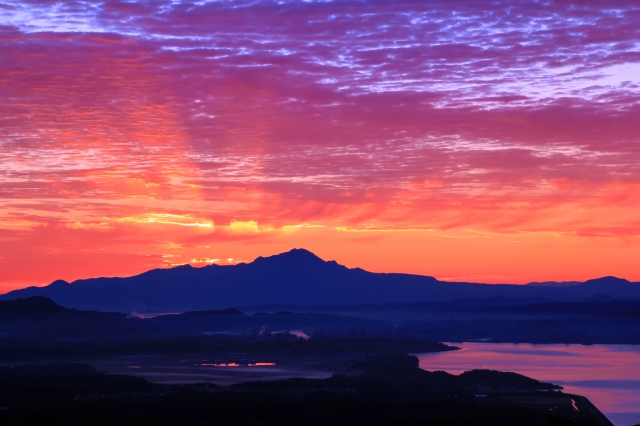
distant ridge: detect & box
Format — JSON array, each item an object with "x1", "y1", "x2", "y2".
[
  {"x1": 0, "y1": 296, "x2": 138, "y2": 337},
  {"x1": 1, "y1": 249, "x2": 639, "y2": 312},
  {"x1": 526, "y1": 281, "x2": 582, "y2": 287},
  {"x1": 526, "y1": 276, "x2": 630, "y2": 287}
]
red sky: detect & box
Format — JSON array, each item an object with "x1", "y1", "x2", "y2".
[{"x1": 1, "y1": 0, "x2": 640, "y2": 291}]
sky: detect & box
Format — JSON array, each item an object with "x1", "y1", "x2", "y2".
[{"x1": 1, "y1": 0, "x2": 640, "y2": 290}]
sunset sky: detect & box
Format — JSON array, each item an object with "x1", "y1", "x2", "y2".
[{"x1": 1, "y1": 0, "x2": 640, "y2": 290}]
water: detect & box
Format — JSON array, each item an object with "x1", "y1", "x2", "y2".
[{"x1": 417, "y1": 343, "x2": 640, "y2": 426}]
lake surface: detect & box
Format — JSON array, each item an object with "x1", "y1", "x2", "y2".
[{"x1": 417, "y1": 343, "x2": 640, "y2": 426}]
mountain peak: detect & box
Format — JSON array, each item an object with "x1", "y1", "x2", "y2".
[{"x1": 255, "y1": 248, "x2": 326, "y2": 264}]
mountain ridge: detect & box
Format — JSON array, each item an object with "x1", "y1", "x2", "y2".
[{"x1": 1, "y1": 249, "x2": 639, "y2": 312}]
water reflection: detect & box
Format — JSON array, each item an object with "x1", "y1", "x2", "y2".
[
  {"x1": 416, "y1": 343, "x2": 640, "y2": 426},
  {"x1": 199, "y1": 362, "x2": 276, "y2": 367}
]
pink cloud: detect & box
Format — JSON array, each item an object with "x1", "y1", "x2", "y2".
[{"x1": 1, "y1": 0, "x2": 640, "y2": 286}]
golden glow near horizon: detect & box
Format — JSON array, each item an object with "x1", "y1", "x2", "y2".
[
  {"x1": 113, "y1": 214, "x2": 215, "y2": 229},
  {"x1": 1, "y1": 1, "x2": 640, "y2": 289}
]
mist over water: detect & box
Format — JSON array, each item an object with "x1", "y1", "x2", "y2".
[{"x1": 417, "y1": 343, "x2": 640, "y2": 426}]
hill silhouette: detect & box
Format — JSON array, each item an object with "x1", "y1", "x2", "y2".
[
  {"x1": 1, "y1": 249, "x2": 639, "y2": 312},
  {"x1": 0, "y1": 361, "x2": 595, "y2": 426},
  {"x1": 0, "y1": 296, "x2": 145, "y2": 337},
  {"x1": 0, "y1": 296, "x2": 395, "y2": 341}
]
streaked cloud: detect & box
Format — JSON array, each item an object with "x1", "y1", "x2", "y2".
[
  {"x1": 1, "y1": 0, "x2": 640, "y2": 286},
  {"x1": 112, "y1": 213, "x2": 214, "y2": 228}
]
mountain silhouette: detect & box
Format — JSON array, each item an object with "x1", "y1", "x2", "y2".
[
  {"x1": 0, "y1": 296, "x2": 141, "y2": 337},
  {"x1": 0, "y1": 296, "x2": 69, "y2": 318},
  {"x1": 1, "y1": 249, "x2": 639, "y2": 312}
]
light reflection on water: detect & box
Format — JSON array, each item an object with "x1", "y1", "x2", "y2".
[
  {"x1": 199, "y1": 362, "x2": 276, "y2": 367},
  {"x1": 416, "y1": 343, "x2": 640, "y2": 426}
]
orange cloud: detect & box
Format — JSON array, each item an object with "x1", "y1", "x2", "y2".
[
  {"x1": 2, "y1": 1, "x2": 640, "y2": 290},
  {"x1": 112, "y1": 214, "x2": 214, "y2": 229}
]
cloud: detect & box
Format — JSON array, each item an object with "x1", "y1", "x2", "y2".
[
  {"x1": 112, "y1": 213, "x2": 214, "y2": 228},
  {"x1": 1, "y1": 0, "x2": 640, "y2": 286}
]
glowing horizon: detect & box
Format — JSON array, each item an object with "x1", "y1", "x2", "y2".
[{"x1": 2, "y1": 0, "x2": 640, "y2": 290}]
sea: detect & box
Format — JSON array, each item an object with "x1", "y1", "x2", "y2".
[{"x1": 417, "y1": 343, "x2": 640, "y2": 426}]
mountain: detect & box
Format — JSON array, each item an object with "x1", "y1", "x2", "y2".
[
  {"x1": 1, "y1": 249, "x2": 640, "y2": 312},
  {"x1": 0, "y1": 296, "x2": 142, "y2": 337},
  {"x1": 0, "y1": 296, "x2": 388, "y2": 338},
  {"x1": 0, "y1": 295, "x2": 74, "y2": 319}
]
